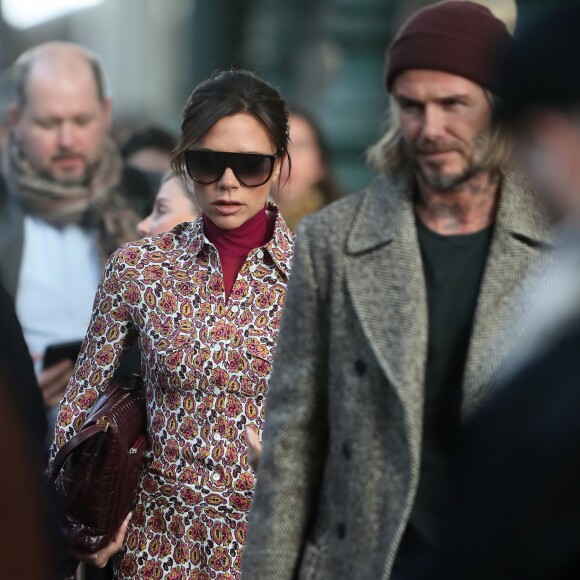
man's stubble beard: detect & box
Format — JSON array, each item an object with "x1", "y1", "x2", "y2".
[
  {"x1": 16, "y1": 138, "x2": 96, "y2": 187},
  {"x1": 46, "y1": 156, "x2": 97, "y2": 187},
  {"x1": 409, "y1": 127, "x2": 495, "y2": 191}
]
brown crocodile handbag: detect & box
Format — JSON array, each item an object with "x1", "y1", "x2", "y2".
[{"x1": 49, "y1": 374, "x2": 149, "y2": 553}]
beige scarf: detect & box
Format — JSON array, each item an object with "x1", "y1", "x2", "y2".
[{"x1": 3, "y1": 135, "x2": 140, "y2": 261}]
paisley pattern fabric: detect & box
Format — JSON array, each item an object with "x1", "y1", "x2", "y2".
[{"x1": 50, "y1": 210, "x2": 293, "y2": 579}]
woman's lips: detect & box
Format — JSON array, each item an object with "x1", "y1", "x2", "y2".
[{"x1": 213, "y1": 201, "x2": 243, "y2": 215}]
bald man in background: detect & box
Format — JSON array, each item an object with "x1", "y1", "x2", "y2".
[{"x1": 0, "y1": 42, "x2": 154, "y2": 438}]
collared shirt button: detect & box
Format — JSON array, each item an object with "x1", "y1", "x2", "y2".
[
  {"x1": 212, "y1": 472, "x2": 220, "y2": 482},
  {"x1": 231, "y1": 305, "x2": 239, "y2": 313},
  {"x1": 214, "y1": 432, "x2": 221, "y2": 441},
  {"x1": 256, "y1": 250, "x2": 264, "y2": 259},
  {"x1": 249, "y1": 265, "x2": 257, "y2": 273}
]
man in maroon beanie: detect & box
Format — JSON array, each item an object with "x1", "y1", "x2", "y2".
[{"x1": 241, "y1": 2, "x2": 553, "y2": 579}]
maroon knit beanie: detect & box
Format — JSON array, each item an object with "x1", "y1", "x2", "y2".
[{"x1": 385, "y1": 1, "x2": 512, "y2": 94}]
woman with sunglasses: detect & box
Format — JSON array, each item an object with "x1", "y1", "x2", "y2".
[{"x1": 49, "y1": 69, "x2": 294, "y2": 579}]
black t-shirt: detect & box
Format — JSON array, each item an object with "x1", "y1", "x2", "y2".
[{"x1": 395, "y1": 216, "x2": 493, "y2": 574}]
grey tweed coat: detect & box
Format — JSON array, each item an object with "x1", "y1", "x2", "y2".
[{"x1": 241, "y1": 171, "x2": 553, "y2": 580}]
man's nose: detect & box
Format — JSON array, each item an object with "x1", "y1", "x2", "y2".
[
  {"x1": 57, "y1": 123, "x2": 75, "y2": 148},
  {"x1": 420, "y1": 105, "x2": 445, "y2": 141}
]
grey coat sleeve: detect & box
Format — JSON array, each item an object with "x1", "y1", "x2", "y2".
[{"x1": 241, "y1": 219, "x2": 329, "y2": 579}]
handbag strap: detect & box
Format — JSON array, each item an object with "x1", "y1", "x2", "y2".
[
  {"x1": 49, "y1": 422, "x2": 107, "y2": 483},
  {"x1": 48, "y1": 376, "x2": 141, "y2": 483}
]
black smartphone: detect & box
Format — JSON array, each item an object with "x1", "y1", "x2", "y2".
[{"x1": 43, "y1": 339, "x2": 83, "y2": 370}]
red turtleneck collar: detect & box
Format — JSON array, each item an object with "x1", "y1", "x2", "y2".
[{"x1": 203, "y1": 209, "x2": 275, "y2": 300}]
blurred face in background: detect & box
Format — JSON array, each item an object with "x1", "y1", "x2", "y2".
[
  {"x1": 191, "y1": 112, "x2": 281, "y2": 229},
  {"x1": 138, "y1": 175, "x2": 199, "y2": 236},
  {"x1": 519, "y1": 110, "x2": 580, "y2": 219},
  {"x1": 10, "y1": 56, "x2": 111, "y2": 184},
  {"x1": 126, "y1": 148, "x2": 172, "y2": 174},
  {"x1": 277, "y1": 113, "x2": 325, "y2": 200}
]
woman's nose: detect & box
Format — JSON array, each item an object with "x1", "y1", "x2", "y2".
[
  {"x1": 137, "y1": 216, "x2": 151, "y2": 237},
  {"x1": 217, "y1": 167, "x2": 239, "y2": 188}
]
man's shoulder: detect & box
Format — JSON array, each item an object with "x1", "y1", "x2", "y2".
[
  {"x1": 0, "y1": 173, "x2": 22, "y2": 227},
  {"x1": 298, "y1": 173, "x2": 410, "y2": 246},
  {"x1": 500, "y1": 169, "x2": 554, "y2": 246},
  {"x1": 113, "y1": 220, "x2": 197, "y2": 264},
  {"x1": 301, "y1": 175, "x2": 389, "y2": 226}
]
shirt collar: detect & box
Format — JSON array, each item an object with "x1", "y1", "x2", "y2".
[
  {"x1": 264, "y1": 202, "x2": 294, "y2": 277},
  {"x1": 183, "y1": 203, "x2": 294, "y2": 276}
]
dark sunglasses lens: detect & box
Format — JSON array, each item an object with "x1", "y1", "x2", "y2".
[
  {"x1": 185, "y1": 151, "x2": 222, "y2": 184},
  {"x1": 185, "y1": 151, "x2": 275, "y2": 187},
  {"x1": 232, "y1": 154, "x2": 273, "y2": 187}
]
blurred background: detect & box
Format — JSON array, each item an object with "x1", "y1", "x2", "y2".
[{"x1": 0, "y1": 0, "x2": 554, "y2": 193}]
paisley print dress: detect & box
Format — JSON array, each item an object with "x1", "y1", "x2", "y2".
[{"x1": 50, "y1": 211, "x2": 293, "y2": 579}]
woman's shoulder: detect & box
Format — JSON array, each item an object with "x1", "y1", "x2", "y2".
[{"x1": 111, "y1": 219, "x2": 204, "y2": 269}]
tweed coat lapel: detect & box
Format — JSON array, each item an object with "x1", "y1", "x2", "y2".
[
  {"x1": 345, "y1": 174, "x2": 428, "y2": 452},
  {"x1": 344, "y1": 171, "x2": 553, "y2": 427},
  {"x1": 462, "y1": 171, "x2": 553, "y2": 416}
]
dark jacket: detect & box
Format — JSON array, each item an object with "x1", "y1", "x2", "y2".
[
  {"x1": 0, "y1": 280, "x2": 46, "y2": 459},
  {"x1": 425, "y1": 235, "x2": 580, "y2": 580}
]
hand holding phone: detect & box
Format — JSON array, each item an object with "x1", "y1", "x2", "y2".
[{"x1": 43, "y1": 340, "x2": 83, "y2": 370}]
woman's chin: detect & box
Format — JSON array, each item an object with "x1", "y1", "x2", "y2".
[{"x1": 206, "y1": 212, "x2": 247, "y2": 230}]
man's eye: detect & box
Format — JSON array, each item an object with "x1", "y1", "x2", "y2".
[
  {"x1": 75, "y1": 117, "x2": 92, "y2": 127},
  {"x1": 442, "y1": 99, "x2": 464, "y2": 109},
  {"x1": 36, "y1": 119, "x2": 57, "y2": 129},
  {"x1": 400, "y1": 102, "x2": 422, "y2": 112}
]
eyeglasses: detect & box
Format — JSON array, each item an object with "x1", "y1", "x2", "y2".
[{"x1": 184, "y1": 150, "x2": 279, "y2": 188}]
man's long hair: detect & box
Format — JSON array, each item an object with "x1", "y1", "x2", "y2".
[{"x1": 366, "y1": 90, "x2": 513, "y2": 176}]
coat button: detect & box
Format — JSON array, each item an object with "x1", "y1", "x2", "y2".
[
  {"x1": 354, "y1": 359, "x2": 367, "y2": 376},
  {"x1": 336, "y1": 522, "x2": 346, "y2": 540},
  {"x1": 342, "y1": 441, "x2": 351, "y2": 460}
]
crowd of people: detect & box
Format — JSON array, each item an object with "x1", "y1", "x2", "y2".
[{"x1": 1, "y1": 1, "x2": 580, "y2": 578}]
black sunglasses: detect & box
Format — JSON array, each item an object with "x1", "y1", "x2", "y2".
[{"x1": 184, "y1": 150, "x2": 279, "y2": 188}]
